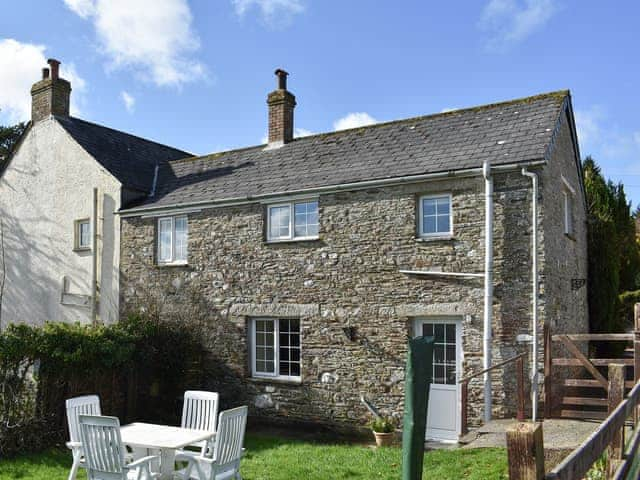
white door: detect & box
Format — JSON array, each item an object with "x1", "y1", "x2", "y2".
[{"x1": 414, "y1": 317, "x2": 462, "y2": 442}]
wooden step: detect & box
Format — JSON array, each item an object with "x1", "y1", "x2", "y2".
[
  {"x1": 563, "y1": 379, "x2": 636, "y2": 388},
  {"x1": 553, "y1": 358, "x2": 633, "y2": 367},
  {"x1": 560, "y1": 409, "x2": 608, "y2": 420},
  {"x1": 562, "y1": 396, "x2": 607, "y2": 406}
]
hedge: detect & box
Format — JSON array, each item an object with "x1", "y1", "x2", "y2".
[{"x1": 0, "y1": 315, "x2": 205, "y2": 457}]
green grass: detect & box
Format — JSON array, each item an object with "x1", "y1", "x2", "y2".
[{"x1": 0, "y1": 433, "x2": 507, "y2": 480}]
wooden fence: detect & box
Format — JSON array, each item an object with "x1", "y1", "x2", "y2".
[
  {"x1": 544, "y1": 304, "x2": 640, "y2": 419},
  {"x1": 507, "y1": 368, "x2": 640, "y2": 480}
]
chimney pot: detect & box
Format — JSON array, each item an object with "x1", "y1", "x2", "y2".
[
  {"x1": 47, "y1": 58, "x2": 61, "y2": 80},
  {"x1": 42, "y1": 68, "x2": 50, "y2": 80},
  {"x1": 275, "y1": 69, "x2": 288, "y2": 90}
]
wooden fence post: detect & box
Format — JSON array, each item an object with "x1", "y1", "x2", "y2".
[
  {"x1": 607, "y1": 363, "x2": 625, "y2": 474},
  {"x1": 461, "y1": 381, "x2": 468, "y2": 435},
  {"x1": 507, "y1": 423, "x2": 544, "y2": 480},
  {"x1": 634, "y1": 303, "x2": 640, "y2": 426},
  {"x1": 517, "y1": 355, "x2": 525, "y2": 422},
  {"x1": 543, "y1": 323, "x2": 552, "y2": 419}
]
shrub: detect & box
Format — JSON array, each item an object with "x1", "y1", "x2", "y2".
[
  {"x1": 0, "y1": 315, "x2": 205, "y2": 457},
  {"x1": 618, "y1": 290, "x2": 640, "y2": 331},
  {"x1": 369, "y1": 416, "x2": 395, "y2": 433}
]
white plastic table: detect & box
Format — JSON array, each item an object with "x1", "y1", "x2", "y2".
[{"x1": 121, "y1": 422, "x2": 214, "y2": 480}]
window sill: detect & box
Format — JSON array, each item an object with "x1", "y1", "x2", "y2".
[
  {"x1": 415, "y1": 235, "x2": 454, "y2": 242},
  {"x1": 249, "y1": 376, "x2": 302, "y2": 386},
  {"x1": 156, "y1": 261, "x2": 189, "y2": 268},
  {"x1": 73, "y1": 247, "x2": 91, "y2": 253},
  {"x1": 265, "y1": 236, "x2": 320, "y2": 244}
]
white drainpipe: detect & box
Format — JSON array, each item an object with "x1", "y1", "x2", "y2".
[
  {"x1": 483, "y1": 161, "x2": 493, "y2": 423},
  {"x1": 91, "y1": 187, "x2": 99, "y2": 325},
  {"x1": 522, "y1": 169, "x2": 539, "y2": 422}
]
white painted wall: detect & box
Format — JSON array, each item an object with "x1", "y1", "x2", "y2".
[{"x1": 0, "y1": 118, "x2": 122, "y2": 326}]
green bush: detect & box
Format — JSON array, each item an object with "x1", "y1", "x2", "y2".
[
  {"x1": 368, "y1": 416, "x2": 396, "y2": 433},
  {"x1": 618, "y1": 290, "x2": 640, "y2": 330},
  {"x1": 0, "y1": 315, "x2": 205, "y2": 457}
]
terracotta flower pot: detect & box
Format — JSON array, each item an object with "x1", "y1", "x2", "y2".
[{"x1": 373, "y1": 431, "x2": 394, "y2": 447}]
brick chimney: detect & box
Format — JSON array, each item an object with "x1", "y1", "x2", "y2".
[
  {"x1": 31, "y1": 58, "x2": 71, "y2": 123},
  {"x1": 267, "y1": 69, "x2": 296, "y2": 146}
]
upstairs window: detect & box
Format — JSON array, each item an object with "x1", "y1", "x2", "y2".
[
  {"x1": 267, "y1": 199, "x2": 319, "y2": 242},
  {"x1": 419, "y1": 194, "x2": 452, "y2": 237},
  {"x1": 251, "y1": 318, "x2": 301, "y2": 380},
  {"x1": 157, "y1": 215, "x2": 188, "y2": 264},
  {"x1": 74, "y1": 219, "x2": 91, "y2": 250}
]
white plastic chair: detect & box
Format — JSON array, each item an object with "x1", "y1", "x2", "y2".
[
  {"x1": 79, "y1": 414, "x2": 160, "y2": 480},
  {"x1": 179, "y1": 391, "x2": 219, "y2": 456},
  {"x1": 66, "y1": 395, "x2": 101, "y2": 480},
  {"x1": 175, "y1": 406, "x2": 248, "y2": 480}
]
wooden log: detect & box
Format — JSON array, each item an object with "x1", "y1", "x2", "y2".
[
  {"x1": 506, "y1": 422, "x2": 544, "y2": 480},
  {"x1": 461, "y1": 381, "x2": 468, "y2": 435},
  {"x1": 517, "y1": 356, "x2": 526, "y2": 422},
  {"x1": 544, "y1": 323, "x2": 552, "y2": 419},
  {"x1": 608, "y1": 364, "x2": 626, "y2": 464},
  {"x1": 557, "y1": 335, "x2": 609, "y2": 390}
]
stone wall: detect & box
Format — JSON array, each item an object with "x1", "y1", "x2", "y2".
[{"x1": 120, "y1": 161, "x2": 587, "y2": 430}]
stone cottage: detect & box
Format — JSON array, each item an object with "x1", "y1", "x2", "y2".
[{"x1": 118, "y1": 70, "x2": 588, "y2": 440}]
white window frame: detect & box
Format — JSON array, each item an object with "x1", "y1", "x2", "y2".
[
  {"x1": 266, "y1": 199, "x2": 319, "y2": 242},
  {"x1": 74, "y1": 218, "x2": 91, "y2": 251},
  {"x1": 157, "y1": 215, "x2": 188, "y2": 265},
  {"x1": 250, "y1": 317, "x2": 301, "y2": 382},
  {"x1": 418, "y1": 193, "x2": 453, "y2": 238}
]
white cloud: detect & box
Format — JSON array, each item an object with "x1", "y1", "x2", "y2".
[
  {"x1": 0, "y1": 39, "x2": 86, "y2": 123},
  {"x1": 479, "y1": 0, "x2": 557, "y2": 51},
  {"x1": 63, "y1": 0, "x2": 95, "y2": 18},
  {"x1": 333, "y1": 112, "x2": 377, "y2": 131},
  {"x1": 63, "y1": 0, "x2": 205, "y2": 87},
  {"x1": 440, "y1": 107, "x2": 457, "y2": 113},
  {"x1": 232, "y1": 0, "x2": 305, "y2": 27},
  {"x1": 121, "y1": 91, "x2": 135, "y2": 113}
]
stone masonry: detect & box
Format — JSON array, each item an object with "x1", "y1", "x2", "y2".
[{"x1": 120, "y1": 110, "x2": 587, "y2": 432}]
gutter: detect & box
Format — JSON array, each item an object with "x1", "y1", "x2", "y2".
[
  {"x1": 522, "y1": 168, "x2": 539, "y2": 422},
  {"x1": 483, "y1": 161, "x2": 494, "y2": 423},
  {"x1": 117, "y1": 159, "x2": 546, "y2": 217}
]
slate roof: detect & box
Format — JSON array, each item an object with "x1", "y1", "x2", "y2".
[
  {"x1": 55, "y1": 116, "x2": 192, "y2": 193},
  {"x1": 126, "y1": 90, "x2": 571, "y2": 211}
]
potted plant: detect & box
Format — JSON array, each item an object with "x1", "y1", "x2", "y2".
[{"x1": 369, "y1": 416, "x2": 395, "y2": 447}]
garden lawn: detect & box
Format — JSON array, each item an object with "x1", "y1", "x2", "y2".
[{"x1": 0, "y1": 433, "x2": 507, "y2": 480}]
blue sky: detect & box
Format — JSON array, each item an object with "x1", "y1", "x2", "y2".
[{"x1": 1, "y1": 1, "x2": 639, "y2": 206}]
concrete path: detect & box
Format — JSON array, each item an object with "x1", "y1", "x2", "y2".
[{"x1": 458, "y1": 418, "x2": 601, "y2": 470}]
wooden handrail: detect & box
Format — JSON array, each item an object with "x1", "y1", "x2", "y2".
[
  {"x1": 459, "y1": 352, "x2": 528, "y2": 435},
  {"x1": 458, "y1": 352, "x2": 527, "y2": 384}
]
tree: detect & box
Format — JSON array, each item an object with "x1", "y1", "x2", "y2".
[
  {"x1": 0, "y1": 122, "x2": 27, "y2": 172},
  {"x1": 583, "y1": 156, "x2": 640, "y2": 333}
]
